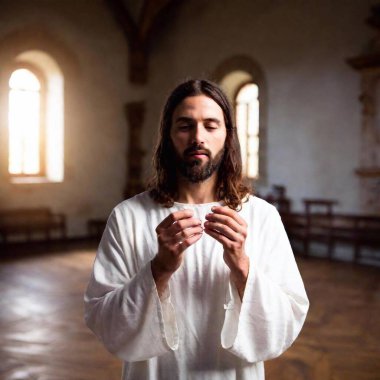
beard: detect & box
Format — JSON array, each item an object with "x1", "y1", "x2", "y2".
[{"x1": 174, "y1": 143, "x2": 225, "y2": 183}]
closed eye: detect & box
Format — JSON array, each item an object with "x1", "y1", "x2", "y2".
[
  {"x1": 177, "y1": 124, "x2": 192, "y2": 131},
  {"x1": 204, "y1": 122, "x2": 219, "y2": 130},
  {"x1": 174, "y1": 117, "x2": 195, "y2": 131},
  {"x1": 204, "y1": 118, "x2": 221, "y2": 130}
]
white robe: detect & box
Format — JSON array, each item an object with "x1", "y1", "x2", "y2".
[{"x1": 84, "y1": 192, "x2": 309, "y2": 380}]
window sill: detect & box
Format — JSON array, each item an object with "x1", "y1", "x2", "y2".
[{"x1": 10, "y1": 176, "x2": 62, "y2": 184}]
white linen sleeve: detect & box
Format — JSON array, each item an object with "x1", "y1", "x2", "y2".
[
  {"x1": 221, "y1": 205, "x2": 309, "y2": 362},
  {"x1": 84, "y1": 209, "x2": 179, "y2": 361}
]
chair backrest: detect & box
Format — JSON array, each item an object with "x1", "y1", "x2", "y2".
[
  {"x1": 303, "y1": 199, "x2": 338, "y2": 230},
  {"x1": 303, "y1": 199, "x2": 337, "y2": 215}
]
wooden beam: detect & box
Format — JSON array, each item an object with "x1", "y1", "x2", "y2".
[
  {"x1": 106, "y1": 0, "x2": 180, "y2": 84},
  {"x1": 106, "y1": 0, "x2": 148, "y2": 83},
  {"x1": 138, "y1": 0, "x2": 174, "y2": 41}
]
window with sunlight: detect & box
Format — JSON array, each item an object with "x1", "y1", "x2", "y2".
[
  {"x1": 7, "y1": 50, "x2": 64, "y2": 183},
  {"x1": 235, "y1": 83, "x2": 259, "y2": 179},
  {"x1": 8, "y1": 68, "x2": 42, "y2": 175}
]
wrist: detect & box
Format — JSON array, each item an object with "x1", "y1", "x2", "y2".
[
  {"x1": 229, "y1": 257, "x2": 249, "y2": 299},
  {"x1": 231, "y1": 255, "x2": 249, "y2": 278},
  {"x1": 151, "y1": 256, "x2": 172, "y2": 294}
]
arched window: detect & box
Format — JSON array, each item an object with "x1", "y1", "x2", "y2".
[
  {"x1": 235, "y1": 83, "x2": 259, "y2": 179},
  {"x1": 7, "y1": 50, "x2": 64, "y2": 183},
  {"x1": 8, "y1": 67, "x2": 44, "y2": 176},
  {"x1": 213, "y1": 56, "x2": 267, "y2": 184},
  {"x1": 217, "y1": 64, "x2": 266, "y2": 183}
]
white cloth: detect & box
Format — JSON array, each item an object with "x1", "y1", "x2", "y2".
[{"x1": 84, "y1": 192, "x2": 309, "y2": 380}]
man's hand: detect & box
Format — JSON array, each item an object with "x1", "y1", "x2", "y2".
[
  {"x1": 204, "y1": 206, "x2": 249, "y2": 299},
  {"x1": 151, "y1": 210, "x2": 203, "y2": 296}
]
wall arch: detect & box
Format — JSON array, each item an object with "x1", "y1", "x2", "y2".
[
  {"x1": 212, "y1": 55, "x2": 267, "y2": 185},
  {"x1": 0, "y1": 25, "x2": 80, "y2": 182}
]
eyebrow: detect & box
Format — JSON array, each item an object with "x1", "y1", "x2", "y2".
[{"x1": 174, "y1": 116, "x2": 222, "y2": 125}]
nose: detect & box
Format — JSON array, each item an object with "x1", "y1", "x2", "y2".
[{"x1": 191, "y1": 123, "x2": 205, "y2": 144}]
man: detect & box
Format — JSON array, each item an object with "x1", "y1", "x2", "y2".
[{"x1": 84, "y1": 79, "x2": 309, "y2": 380}]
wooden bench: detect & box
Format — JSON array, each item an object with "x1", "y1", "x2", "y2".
[
  {"x1": 281, "y1": 199, "x2": 337, "y2": 258},
  {"x1": 331, "y1": 214, "x2": 380, "y2": 262},
  {"x1": 282, "y1": 211, "x2": 380, "y2": 263},
  {"x1": 87, "y1": 218, "x2": 107, "y2": 241},
  {"x1": 0, "y1": 208, "x2": 66, "y2": 244}
]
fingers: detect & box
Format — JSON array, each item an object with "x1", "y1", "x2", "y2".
[
  {"x1": 177, "y1": 231, "x2": 203, "y2": 250},
  {"x1": 156, "y1": 209, "x2": 203, "y2": 254},
  {"x1": 155, "y1": 209, "x2": 195, "y2": 233},
  {"x1": 208, "y1": 206, "x2": 247, "y2": 228},
  {"x1": 156, "y1": 206, "x2": 247, "y2": 255},
  {"x1": 154, "y1": 209, "x2": 204, "y2": 277},
  {"x1": 204, "y1": 227, "x2": 237, "y2": 247},
  {"x1": 204, "y1": 206, "x2": 247, "y2": 242}
]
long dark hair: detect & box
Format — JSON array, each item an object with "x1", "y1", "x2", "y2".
[{"x1": 148, "y1": 79, "x2": 251, "y2": 210}]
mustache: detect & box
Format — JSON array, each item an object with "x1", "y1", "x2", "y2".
[{"x1": 184, "y1": 143, "x2": 211, "y2": 157}]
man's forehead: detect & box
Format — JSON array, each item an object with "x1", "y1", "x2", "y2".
[{"x1": 172, "y1": 95, "x2": 224, "y2": 119}]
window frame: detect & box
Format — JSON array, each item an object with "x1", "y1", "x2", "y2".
[
  {"x1": 7, "y1": 62, "x2": 47, "y2": 178},
  {"x1": 233, "y1": 80, "x2": 260, "y2": 180}
]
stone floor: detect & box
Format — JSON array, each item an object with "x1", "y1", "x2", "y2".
[{"x1": 0, "y1": 243, "x2": 379, "y2": 380}]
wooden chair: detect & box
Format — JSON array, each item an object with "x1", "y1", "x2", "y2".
[{"x1": 302, "y1": 199, "x2": 338, "y2": 258}]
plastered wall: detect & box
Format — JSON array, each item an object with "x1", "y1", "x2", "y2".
[
  {"x1": 0, "y1": 0, "x2": 130, "y2": 236},
  {"x1": 144, "y1": 0, "x2": 375, "y2": 213},
  {"x1": 0, "y1": 0, "x2": 375, "y2": 237}
]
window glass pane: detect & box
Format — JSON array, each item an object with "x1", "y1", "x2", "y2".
[
  {"x1": 247, "y1": 136, "x2": 259, "y2": 178},
  {"x1": 248, "y1": 100, "x2": 259, "y2": 136},
  {"x1": 9, "y1": 68, "x2": 41, "y2": 91},
  {"x1": 236, "y1": 83, "x2": 258, "y2": 103},
  {"x1": 8, "y1": 69, "x2": 41, "y2": 175},
  {"x1": 236, "y1": 83, "x2": 259, "y2": 178}
]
